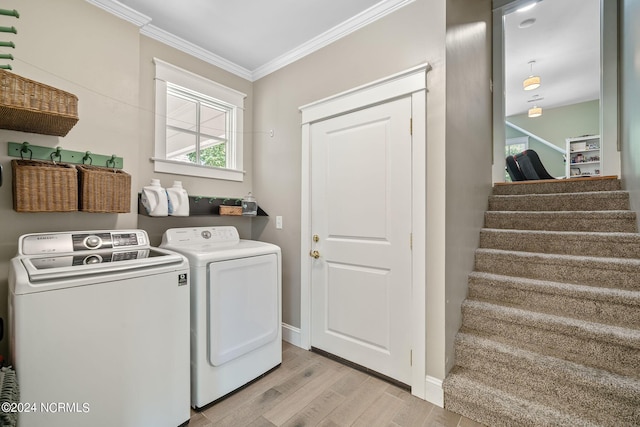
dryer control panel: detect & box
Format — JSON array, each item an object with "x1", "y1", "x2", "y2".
[
  {"x1": 161, "y1": 226, "x2": 239, "y2": 246},
  {"x1": 20, "y1": 230, "x2": 149, "y2": 255}
]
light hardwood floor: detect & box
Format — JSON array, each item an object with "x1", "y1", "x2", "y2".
[{"x1": 189, "y1": 341, "x2": 484, "y2": 427}]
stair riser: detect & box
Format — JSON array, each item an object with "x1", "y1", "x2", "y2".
[
  {"x1": 468, "y1": 279, "x2": 640, "y2": 330},
  {"x1": 488, "y1": 193, "x2": 630, "y2": 212},
  {"x1": 474, "y1": 251, "x2": 640, "y2": 291},
  {"x1": 484, "y1": 212, "x2": 638, "y2": 232},
  {"x1": 444, "y1": 374, "x2": 597, "y2": 427},
  {"x1": 454, "y1": 348, "x2": 640, "y2": 426},
  {"x1": 462, "y1": 310, "x2": 640, "y2": 379},
  {"x1": 444, "y1": 395, "x2": 524, "y2": 427},
  {"x1": 480, "y1": 230, "x2": 640, "y2": 259},
  {"x1": 492, "y1": 179, "x2": 622, "y2": 196}
]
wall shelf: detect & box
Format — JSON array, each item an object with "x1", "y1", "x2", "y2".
[{"x1": 137, "y1": 194, "x2": 268, "y2": 217}]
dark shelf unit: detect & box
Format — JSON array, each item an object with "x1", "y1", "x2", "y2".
[{"x1": 137, "y1": 194, "x2": 268, "y2": 217}]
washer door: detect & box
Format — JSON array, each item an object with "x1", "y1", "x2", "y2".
[{"x1": 208, "y1": 253, "x2": 279, "y2": 366}]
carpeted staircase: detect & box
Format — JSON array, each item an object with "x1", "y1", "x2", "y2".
[{"x1": 443, "y1": 176, "x2": 640, "y2": 427}]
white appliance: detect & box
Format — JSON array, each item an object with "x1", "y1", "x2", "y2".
[
  {"x1": 8, "y1": 230, "x2": 190, "y2": 427},
  {"x1": 160, "y1": 226, "x2": 281, "y2": 409}
]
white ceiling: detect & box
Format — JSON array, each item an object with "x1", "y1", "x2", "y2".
[
  {"x1": 504, "y1": 0, "x2": 600, "y2": 116},
  {"x1": 89, "y1": 0, "x2": 413, "y2": 80},
  {"x1": 89, "y1": 0, "x2": 601, "y2": 111}
]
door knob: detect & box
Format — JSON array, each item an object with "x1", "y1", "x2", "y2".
[{"x1": 309, "y1": 250, "x2": 320, "y2": 259}]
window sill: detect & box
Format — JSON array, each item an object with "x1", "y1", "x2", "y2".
[{"x1": 152, "y1": 158, "x2": 244, "y2": 182}]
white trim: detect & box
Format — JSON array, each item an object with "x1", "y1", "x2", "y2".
[
  {"x1": 152, "y1": 58, "x2": 246, "y2": 181},
  {"x1": 300, "y1": 65, "x2": 429, "y2": 400},
  {"x1": 300, "y1": 63, "x2": 431, "y2": 124},
  {"x1": 85, "y1": 0, "x2": 151, "y2": 27},
  {"x1": 505, "y1": 121, "x2": 564, "y2": 154},
  {"x1": 410, "y1": 89, "x2": 426, "y2": 400},
  {"x1": 281, "y1": 323, "x2": 303, "y2": 348},
  {"x1": 252, "y1": 0, "x2": 417, "y2": 80},
  {"x1": 425, "y1": 376, "x2": 444, "y2": 408},
  {"x1": 86, "y1": 0, "x2": 415, "y2": 82}
]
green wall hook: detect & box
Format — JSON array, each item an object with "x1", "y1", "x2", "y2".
[{"x1": 0, "y1": 9, "x2": 19, "y2": 18}]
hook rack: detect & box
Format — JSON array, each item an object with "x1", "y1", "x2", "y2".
[
  {"x1": 1, "y1": 7, "x2": 18, "y2": 70},
  {"x1": 8, "y1": 142, "x2": 124, "y2": 169}
]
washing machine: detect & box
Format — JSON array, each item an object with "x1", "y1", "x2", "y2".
[
  {"x1": 8, "y1": 230, "x2": 190, "y2": 427},
  {"x1": 160, "y1": 226, "x2": 281, "y2": 409}
]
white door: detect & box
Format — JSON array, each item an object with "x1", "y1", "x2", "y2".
[{"x1": 309, "y1": 96, "x2": 413, "y2": 385}]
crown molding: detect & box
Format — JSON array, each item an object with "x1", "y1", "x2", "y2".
[
  {"x1": 86, "y1": 0, "x2": 415, "y2": 82},
  {"x1": 252, "y1": 0, "x2": 416, "y2": 80},
  {"x1": 141, "y1": 25, "x2": 253, "y2": 81},
  {"x1": 85, "y1": 0, "x2": 151, "y2": 27}
]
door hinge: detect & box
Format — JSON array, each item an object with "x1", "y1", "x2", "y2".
[
  {"x1": 410, "y1": 350, "x2": 413, "y2": 366},
  {"x1": 409, "y1": 118, "x2": 413, "y2": 135},
  {"x1": 410, "y1": 233, "x2": 413, "y2": 250}
]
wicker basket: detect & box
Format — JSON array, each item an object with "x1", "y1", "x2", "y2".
[
  {"x1": 219, "y1": 205, "x2": 242, "y2": 216},
  {"x1": 77, "y1": 165, "x2": 131, "y2": 213},
  {"x1": 12, "y1": 159, "x2": 78, "y2": 212},
  {"x1": 0, "y1": 69, "x2": 79, "y2": 136}
]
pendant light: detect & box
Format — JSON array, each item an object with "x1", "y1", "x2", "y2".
[
  {"x1": 528, "y1": 106, "x2": 542, "y2": 118},
  {"x1": 523, "y1": 60, "x2": 541, "y2": 91}
]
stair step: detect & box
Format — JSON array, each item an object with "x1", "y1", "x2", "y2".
[
  {"x1": 492, "y1": 176, "x2": 621, "y2": 196},
  {"x1": 452, "y1": 333, "x2": 640, "y2": 426},
  {"x1": 461, "y1": 300, "x2": 640, "y2": 378},
  {"x1": 488, "y1": 191, "x2": 630, "y2": 212},
  {"x1": 474, "y1": 248, "x2": 640, "y2": 291},
  {"x1": 468, "y1": 271, "x2": 640, "y2": 329},
  {"x1": 479, "y1": 228, "x2": 640, "y2": 258},
  {"x1": 443, "y1": 370, "x2": 598, "y2": 427},
  {"x1": 484, "y1": 210, "x2": 638, "y2": 232}
]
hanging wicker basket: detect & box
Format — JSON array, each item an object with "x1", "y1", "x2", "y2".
[
  {"x1": 77, "y1": 164, "x2": 131, "y2": 213},
  {"x1": 12, "y1": 159, "x2": 78, "y2": 212},
  {"x1": 0, "y1": 69, "x2": 79, "y2": 136}
]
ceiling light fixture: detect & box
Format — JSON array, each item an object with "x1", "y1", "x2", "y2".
[
  {"x1": 528, "y1": 106, "x2": 543, "y2": 118},
  {"x1": 523, "y1": 60, "x2": 541, "y2": 91}
]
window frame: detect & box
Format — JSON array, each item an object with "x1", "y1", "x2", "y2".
[{"x1": 153, "y1": 58, "x2": 246, "y2": 181}]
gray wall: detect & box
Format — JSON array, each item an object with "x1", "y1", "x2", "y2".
[
  {"x1": 252, "y1": 0, "x2": 433, "y2": 333},
  {"x1": 443, "y1": 0, "x2": 492, "y2": 375},
  {"x1": 621, "y1": 0, "x2": 640, "y2": 220}
]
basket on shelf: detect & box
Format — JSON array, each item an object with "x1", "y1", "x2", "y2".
[
  {"x1": 11, "y1": 159, "x2": 78, "y2": 212},
  {"x1": 77, "y1": 164, "x2": 131, "y2": 213},
  {"x1": 219, "y1": 205, "x2": 242, "y2": 216},
  {"x1": 0, "y1": 69, "x2": 79, "y2": 136}
]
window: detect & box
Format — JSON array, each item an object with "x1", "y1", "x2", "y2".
[
  {"x1": 505, "y1": 136, "x2": 528, "y2": 157},
  {"x1": 153, "y1": 58, "x2": 246, "y2": 181}
]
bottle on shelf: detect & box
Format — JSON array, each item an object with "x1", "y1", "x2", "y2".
[
  {"x1": 167, "y1": 181, "x2": 189, "y2": 216},
  {"x1": 141, "y1": 179, "x2": 168, "y2": 217}
]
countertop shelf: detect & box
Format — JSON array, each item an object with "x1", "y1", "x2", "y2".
[{"x1": 137, "y1": 194, "x2": 268, "y2": 217}]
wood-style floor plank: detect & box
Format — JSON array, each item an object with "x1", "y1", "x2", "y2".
[{"x1": 191, "y1": 343, "x2": 484, "y2": 427}]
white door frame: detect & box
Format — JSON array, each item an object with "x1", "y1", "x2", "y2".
[{"x1": 300, "y1": 64, "x2": 430, "y2": 399}]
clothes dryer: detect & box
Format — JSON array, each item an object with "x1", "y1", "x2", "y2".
[{"x1": 161, "y1": 226, "x2": 281, "y2": 409}]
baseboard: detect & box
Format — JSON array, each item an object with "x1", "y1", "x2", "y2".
[
  {"x1": 282, "y1": 323, "x2": 303, "y2": 348},
  {"x1": 425, "y1": 375, "x2": 444, "y2": 408}
]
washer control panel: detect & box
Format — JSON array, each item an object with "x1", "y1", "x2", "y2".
[{"x1": 21, "y1": 230, "x2": 149, "y2": 255}]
